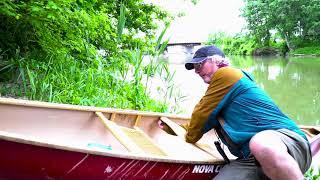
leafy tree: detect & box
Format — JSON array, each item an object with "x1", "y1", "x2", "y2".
[
  {"x1": 206, "y1": 32, "x2": 258, "y2": 55},
  {"x1": 301, "y1": 0, "x2": 320, "y2": 42},
  {"x1": 0, "y1": 0, "x2": 169, "y2": 60},
  {"x1": 241, "y1": 0, "x2": 271, "y2": 46},
  {"x1": 0, "y1": 0, "x2": 175, "y2": 112},
  {"x1": 241, "y1": 0, "x2": 320, "y2": 50}
]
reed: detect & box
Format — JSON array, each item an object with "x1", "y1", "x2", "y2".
[{"x1": 117, "y1": 3, "x2": 126, "y2": 42}]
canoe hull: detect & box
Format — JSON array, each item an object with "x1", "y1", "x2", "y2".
[{"x1": 0, "y1": 139, "x2": 223, "y2": 179}]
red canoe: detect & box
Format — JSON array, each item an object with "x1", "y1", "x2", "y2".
[{"x1": 0, "y1": 98, "x2": 318, "y2": 179}]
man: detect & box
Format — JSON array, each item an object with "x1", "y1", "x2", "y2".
[{"x1": 162, "y1": 45, "x2": 311, "y2": 180}]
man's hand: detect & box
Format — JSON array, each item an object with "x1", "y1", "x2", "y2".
[{"x1": 158, "y1": 120, "x2": 177, "y2": 136}]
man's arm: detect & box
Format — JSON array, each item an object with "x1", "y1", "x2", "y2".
[{"x1": 185, "y1": 67, "x2": 243, "y2": 143}]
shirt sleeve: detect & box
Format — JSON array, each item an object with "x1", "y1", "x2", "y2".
[{"x1": 185, "y1": 67, "x2": 243, "y2": 143}]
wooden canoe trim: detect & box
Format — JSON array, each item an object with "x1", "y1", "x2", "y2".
[
  {"x1": 110, "y1": 113, "x2": 116, "y2": 121},
  {"x1": 160, "y1": 117, "x2": 186, "y2": 137},
  {"x1": 302, "y1": 129, "x2": 315, "y2": 138},
  {"x1": 134, "y1": 115, "x2": 142, "y2": 127},
  {"x1": 301, "y1": 126, "x2": 320, "y2": 139},
  {"x1": 160, "y1": 117, "x2": 221, "y2": 159},
  {"x1": 95, "y1": 112, "x2": 144, "y2": 154},
  {"x1": 0, "y1": 97, "x2": 189, "y2": 120},
  {"x1": 300, "y1": 125, "x2": 320, "y2": 132},
  {"x1": 302, "y1": 126, "x2": 320, "y2": 156}
]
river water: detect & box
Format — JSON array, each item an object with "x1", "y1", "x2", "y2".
[{"x1": 157, "y1": 45, "x2": 320, "y2": 126}]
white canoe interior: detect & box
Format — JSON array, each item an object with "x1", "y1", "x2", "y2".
[
  {"x1": 0, "y1": 98, "x2": 318, "y2": 165},
  {"x1": 0, "y1": 98, "x2": 234, "y2": 164}
]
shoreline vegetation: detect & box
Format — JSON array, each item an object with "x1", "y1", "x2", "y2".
[
  {"x1": 205, "y1": 0, "x2": 320, "y2": 57},
  {"x1": 205, "y1": 32, "x2": 320, "y2": 57},
  {"x1": 0, "y1": 0, "x2": 319, "y2": 178},
  {"x1": 0, "y1": 1, "x2": 184, "y2": 113}
]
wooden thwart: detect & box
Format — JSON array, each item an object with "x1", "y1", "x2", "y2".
[
  {"x1": 122, "y1": 127, "x2": 167, "y2": 156},
  {"x1": 96, "y1": 112, "x2": 143, "y2": 153},
  {"x1": 160, "y1": 117, "x2": 186, "y2": 137},
  {"x1": 96, "y1": 112, "x2": 166, "y2": 156},
  {"x1": 160, "y1": 117, "x2": 220, "y2": 159}
]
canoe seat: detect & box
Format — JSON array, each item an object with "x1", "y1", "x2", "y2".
[
  {"x1": 160, "y1": 117, "x2": 223, "y2": 159},
  {"x1": 96, "y1": 112, "x2": 167, "y2": 157}
]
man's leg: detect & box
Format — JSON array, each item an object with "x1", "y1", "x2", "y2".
[
  {"x1": 249, "y1": 130, "x2": 304, "y2": 180},
  {"x1": 214, "y1": 156, "x2": 267, "y2": 180}
]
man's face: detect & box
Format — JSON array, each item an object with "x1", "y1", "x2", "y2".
[{"x1": 194, "y1": 58, "x2": 218, "y2": 84}]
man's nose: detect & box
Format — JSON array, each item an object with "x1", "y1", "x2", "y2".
[{"x1": 195, "y1": 68, "x2": 200, "y2": 74}]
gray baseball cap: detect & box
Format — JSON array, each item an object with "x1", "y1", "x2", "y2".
[{"x1": 185, "y1": 45, "x2": 225, "y2": 70}]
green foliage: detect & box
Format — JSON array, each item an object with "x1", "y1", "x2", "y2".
[
  {"x1": 0, "y1": 0, "x2": 180, "y2": 113},
  {"x1": 190, "y1": 0, "x2": 199, "y2": 5},
  {"x1": 206, "y1": 31, "x2": 301, "y2": 56},
  {"x1": 289, "y1": 39, "x2": 320, "y2": 55},
  {"x1": 290, "y1": 46, "x2": 320, "y2": 56},
  {"x1": 117, "y1": 3, "x2": 126, "y2": 42},
  {"x1": 206, "y1": 32, "x2": 258, "y2": 55},
  {"x1": 305, "y1": 167, "x2": 320, "y2": 180},
  {"x1": 241, "y1": 0, "x2": 320, "y2": 50},
  {"x1": 0, "y1": 48, "x2": 171, "y2": 112}
]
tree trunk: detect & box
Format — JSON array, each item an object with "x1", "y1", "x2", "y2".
[{"x1": 284, "y1": 32, "x2": 294, "y2": 52}]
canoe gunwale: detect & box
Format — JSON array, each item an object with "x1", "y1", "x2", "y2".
[{"x1": 0, "y1": 97, "x2": 190, "y2": 120}]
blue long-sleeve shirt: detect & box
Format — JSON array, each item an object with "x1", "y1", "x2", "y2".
[{"x1": 185, "y1": 67, "x2": 307, "y2": 158}]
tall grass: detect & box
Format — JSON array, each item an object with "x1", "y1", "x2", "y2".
[
  {"x1": 0, "y1": 3, "x2": 182, "y2": 113},
  {"x1": 0, "y1": 1, "x2": 186, "y2": 114},
  {"x1": 144, "y1": 24, "x2": 169, "y2": 94}
]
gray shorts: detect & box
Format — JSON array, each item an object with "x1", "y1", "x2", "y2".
[{"x1": 214, "y1": 129, "x2": 312, "y2": 180}]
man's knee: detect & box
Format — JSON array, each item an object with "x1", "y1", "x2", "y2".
[
  {"x1": 249, "y1": 130, "x2": 306, "y2": 179},
  {"x1": 249, "y1": 130, "x2": 287, "y2": 160}
]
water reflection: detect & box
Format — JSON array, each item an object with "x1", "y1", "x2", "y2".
[{"x1": 165, "y1": 54, "x2": 320, "y2": 125}]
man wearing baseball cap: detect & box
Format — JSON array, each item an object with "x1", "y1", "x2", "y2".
[{"x1": 160, "y1": 45, "x2": 311, "y2": 179}]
